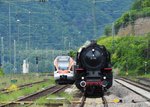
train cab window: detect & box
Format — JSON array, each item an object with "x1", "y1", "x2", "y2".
[{"x1": 58, "y1": 66, "x2": 68, "y2": 70}]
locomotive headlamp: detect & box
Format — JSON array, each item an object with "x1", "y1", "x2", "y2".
[
  {"x1": 81, "y1": 77, "x2": 84, "y2": 80},
  {"x1": 92, "y1": 49, "x2": 95, "y2": 51},
  {"x1": 103, "y1": 76, "x2": 106, "y2": 79}
]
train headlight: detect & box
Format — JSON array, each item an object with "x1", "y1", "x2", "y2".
[
  {"x1": 103, "y1": 76, "x2": 106, "y2": 80},
  {"x1": 81, "y1": 77, "x2": 84, "y2": 80}
]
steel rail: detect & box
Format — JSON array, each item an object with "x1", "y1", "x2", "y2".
[
  {"x1": 102, "y1": 96, "x2": 108, "y2": 107},
  {"x1": 79, "y1": 95, "x2": 86, "y2": 107},
  {"x1": 119, "y1": 78, "x2": 150, "y2": 92},
  {"x1": 0, "y1": 85, "x2": 69, "y2": 107},
  {"x1": 115, "y1": 79, "x2": 150, "y2": 102},
  {"x1": 0, "y1": 79, "x2": 48, "y2": 94}
]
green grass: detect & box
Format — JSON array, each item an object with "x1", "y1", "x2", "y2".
[
  {"x1": 138, "y1": 74, "x2": 150, "y2": 78},
  {"x1": 0, "y1": 78, "x2": 55, "y2": 103},
  {"x1": 0, "y1": 73, "x2": 48, "y2": 89}
]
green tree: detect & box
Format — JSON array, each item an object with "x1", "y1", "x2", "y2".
[
  {"x1": 68, "y1": 50, "x2": 76, "y2": 58},
  {"x1": 131, "y1": 0, "x2": 150, "y2": 10},
  {"x1": 0, "y1": 68, "x2": 4, "y2": 76},
  {"x1": 97, "y1": 35, "x2": 150, "y2": 76},
  {"x1": 104, "y1": 25, "x2": 112, "y2": 36},
  {"x1": 131, "y1": 0, "x2": 143, "y2": 10}
]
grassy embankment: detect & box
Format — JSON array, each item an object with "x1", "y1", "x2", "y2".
[
  {"x1": 97, "y1": 34, "x2": 150, "y2": 78},
  {"x1": 0, "y1": 74, "x2": 49, "y2": 89},
  {"x1": 0, "y1": 77, "x2": 55, "y2": 103}
]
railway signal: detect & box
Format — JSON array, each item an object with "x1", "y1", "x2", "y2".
[{"x1": 36, "y1": 57, "x2": 38, "y2": 64}]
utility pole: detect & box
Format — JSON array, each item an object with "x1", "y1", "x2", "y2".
[
  {"x1": 45, "y1": 47, "x2": 48, "y2": 71},
  {"x1": 1, "y1": 37, "x2": 4, "y2": 68},
  {"x1": 13, "y1": 40, "x2": 16, "y2": 73},
  {"x1": 29, "y1": 11, "x2": 31, "y2": 50},
  {"x1": 112, "y1": 23, "x2": 115, "y2": 53},
  {"x1": 64, "y1": 37, "x2": 67, "y2": 51},
  {"x1": 26, "y1": 42, "x2": 28, "y2": 52},
  {"x1": 69, "y1": 42, "x2": 71, "y2": 51},
  {"x1": 28, "y1": 11, "x2": 31, "y2": 73},
  {"x1": 8, "y1": 2, "x2": 12, "y2": 71},
  {"x1": 92, "y1": 0, "x2": 97, "y2": 39},
  {"x1": 147, "y1": 34, "x2": 149, "y2": 59},
  {"x1": 92, "y1": 0, "x2": 113, "y2": 39},
  {"x1": 17, "y1": 19, "x2": 20, "y2": 43},
  {"x1": 25, "y1": 41, "x2": 28, "y2": 67},
  {"x1": 16, "y1": 19, "x2": 20, "y2": 72}
]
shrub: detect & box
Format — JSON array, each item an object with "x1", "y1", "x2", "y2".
[
  {"x1": 97, "y1": 35, "x2": 150, "y2": 76},
  {"x1": 0, "y1": 68, "x2": 4, "y2": 76}
]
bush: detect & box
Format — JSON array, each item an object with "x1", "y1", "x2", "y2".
[
  {"x1": 131, "y1": 0, "x2": 150, "y2": 10},
  {"x1": 104, "y1": 25, "x2": 112, "y2": 36},
  {"x1": 68, "y1": 50, "x2": 77, "y2": 58},
  {"x1": 0, "y1": 68, "x2": 4, "y2": 76},
  {"x1": 97, "y1": 35, "x2": 150, "y2": 76}
]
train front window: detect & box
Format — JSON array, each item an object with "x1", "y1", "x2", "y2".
[
  {"x1": 58, "y1": 61, "x2": 69, "y2": 70},
  {"x1": 58, "y1": 66, "x2": 68, "y2": 70}
]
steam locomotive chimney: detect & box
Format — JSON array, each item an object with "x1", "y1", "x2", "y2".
[{"x1": 90, "y1": 40, "x2": 96, "y2": 45}]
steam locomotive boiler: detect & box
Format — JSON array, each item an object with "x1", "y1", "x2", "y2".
[{"x1": 75, "y1": 40, "x2": 113, "y2": 96}]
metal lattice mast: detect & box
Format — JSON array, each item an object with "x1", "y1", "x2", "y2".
[
  {"x1": 13, "y1": 40, "x2": 16, "y2": 73},
  {"x1": 8, "y1": 2, "x2": 12, "y2": 71},
  {"x1": 112, "y1": 22, "x2": 115, "y2": 53},
  {"x1": 92, "y1": 0, "x2": 97, "y2": 39},
  {"x1": 1, "y1": 37, "x2": 4, "y2": 68}
]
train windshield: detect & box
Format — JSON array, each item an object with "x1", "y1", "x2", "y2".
[{"x1": 58, "y1": 61, "x2": 69, "y2": 70}]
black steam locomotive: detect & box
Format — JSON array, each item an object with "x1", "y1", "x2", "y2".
[{"x1": 75, "y1": 40, "x2": 113, "y2": 96}]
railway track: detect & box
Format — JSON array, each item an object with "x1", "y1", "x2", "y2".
[
  {"x1": 119, "y1": 78, "x2": 150, "y2": 92},
  {"x1": 0, "y1": 85, "x2": 69, "y2": 107},
  {"x1": 78, "y1": 95, "x2": 108, "y2": 107},
  {"x1": 137, "y1": 78, "x2": 150, "y2": 87},
  {"x1": 0, "y1": 79, "x2": 48, "y2": 94},
  {"x1": 79, "y1": 94, "x2": 86, "y2": 107},
  {"x1": 115, "y1": 78, "x2": 150, "y2": 100},
  {"x1": 102, "y1": 96, "x2": 108, "y2": 107}
]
